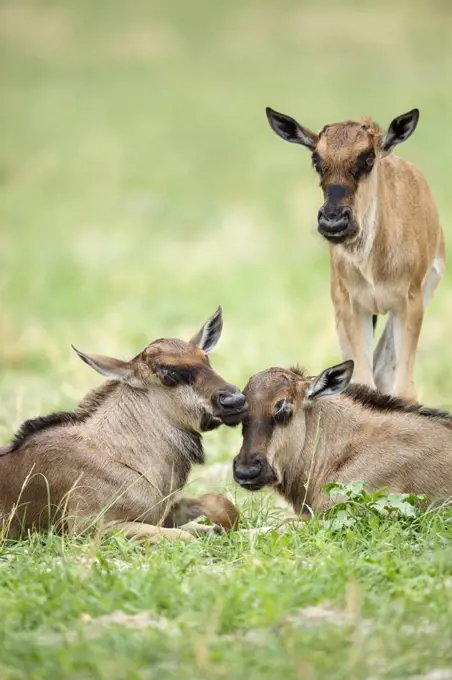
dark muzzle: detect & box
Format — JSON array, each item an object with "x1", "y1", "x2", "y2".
[
  {"x1": 233, "y1": 453, "x2": 270, "y2": 491},
  {"x1": 317, "y1": 205, "x2": 353, "y2": 242},
  {"x1": 212, "y1": 388, "x2": 247, "y2": 426},
  {"x1": 217, "y1": 392, "x2": 246, "y2": 410}
]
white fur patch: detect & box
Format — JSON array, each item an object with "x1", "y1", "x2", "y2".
[
  {"x1": 359, "y1": 195, "x2": 378, "y2": 260},
  {"x1": 423, "y1": 257, "x2": 444, "y2": 306}
]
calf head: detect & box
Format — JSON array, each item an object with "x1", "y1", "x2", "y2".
[
  {"x1": 266, "y1": 106, "x2": 419, "y2": 245},
  {"x1": 73, "y1": 307, "x2": 247, "y2": 433},
  {"x1": 233, "y1": 360, "x2": 354, "y2": 491}
]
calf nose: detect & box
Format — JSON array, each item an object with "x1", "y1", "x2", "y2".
[
  {"x1": 318, "y1": 206, "x2": 352, "y2": 232},
  {"x1": 233, "y1": 455, "x2": 263, "y2": 482},
  {"x1": 216, "y1": 391, "x2": 246, "y2": 411}
]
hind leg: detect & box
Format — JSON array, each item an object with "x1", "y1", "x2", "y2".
[
  {"x1": 374, "y1": 258, "x2": 444, "y2": 397},
  {"x1": 162, "y1": 497, "x2": 224, "y2": 536},
  {"x1": 373, "y1": 313, "x2": 396, "y2": 395},
  {"x1": 392, "y1": 259, "x2": 444, "y2": 401}
]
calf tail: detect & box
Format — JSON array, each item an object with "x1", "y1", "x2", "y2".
[{"x1": 372, "y1": 315, "x2": 378, "y2": 333}]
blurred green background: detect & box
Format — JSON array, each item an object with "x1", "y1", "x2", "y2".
[
  {"x1": 2, "y1": 3, "x2": 452, "y2": 678},
  {"x1": 1, "y1": 0, "x2": 452, "y2": 452}
]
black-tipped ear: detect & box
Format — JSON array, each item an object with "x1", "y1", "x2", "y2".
[
  {"x1": 72, "y1": 345, "x2": 139, "y2": 385},
  {"x1": 381, "y1": 108, "x2": 419, "y2": 155},
  {"x1": 266, "y1": 107, "x2": 318, "y2": 150},
  {"x1": 307, "y1": 360, "x2": 354, "y2": 400},
  {"x1": 189, "y1": 306, "x2": 223, "y2": 354}
]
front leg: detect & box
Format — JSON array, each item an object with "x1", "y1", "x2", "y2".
[
  {"x1": 178, "y1": 521, "x2": 224, "y2": 537},
  {"x1": 104, "y1": 521, "x2": 195, "y2": 544},
  {"x1": 332, "y1": 279, "x2": 375, "y2": 387},
  {"x1": 392, "y1": 287, "x2": 423, "y2": 402}
]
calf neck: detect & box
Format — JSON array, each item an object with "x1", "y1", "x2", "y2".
[
  {"x1": 234, "y1": 360, "x2": 452, "y2": 514},
  {"x1": 266, "y1": 106, "x2": 445, "y2": 402},
  {"x1": 0, "y1": 307, "x2": 247, "y2": 541}
]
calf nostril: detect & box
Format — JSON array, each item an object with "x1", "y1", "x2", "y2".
[
  {"x1": 233, "y1": 456, "x2": 263, "y2": 481},
  {"x1": 318, "y1": 205, "x2": 352, "y2": 232},
  {"x1": 342, "y1": 207, "x2": 352, "y2": 221}
]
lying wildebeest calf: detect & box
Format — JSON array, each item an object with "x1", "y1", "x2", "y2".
[
  {"x1": 233, "y1": 360, "x2": 452, "y2": 515},
  {"x1": 0, "y1": 307, "x2": 247, "y2": 541}
]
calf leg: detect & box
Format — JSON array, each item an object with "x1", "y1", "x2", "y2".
[
  {"x1": 373, "y1": 313, "x2": 396, "y2": 395},
  {"x1": 105, "y1": 521, "x2": 195, "y2": 544},
  {"x1": 162, "y1": 497, "x2": 224, "y2": 537},
  {"x1": 335, "y1": 302, "x2": 375, "y2": 386},
  {"x1": 332, "y1": 274, "x2": 375, "y2": 387},
  {"x1": 373, "y1": 259, "x2": 443, "y2": 398},
  {"x1": 392, "y1": 288, "x2": 424, "y2": 402},
  {"x1": 162, "y1": 497, "x2": 206, "y2": 527},
  {"x1": 178, "y1": 521, "x2": 224, "y2": 537}
]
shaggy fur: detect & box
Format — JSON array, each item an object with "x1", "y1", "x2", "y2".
[{"x1": 0, "y1": 309, "x2": 247, "y2": 541}]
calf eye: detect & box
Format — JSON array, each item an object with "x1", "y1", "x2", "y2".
[
  {"x1": 311, "y1": 153, "x2": 322, "y2": 174},
  {"x1": 153, "y1": 365, "x2": 182, "y2": 387},
  {"x1": 354, "y1": 151, "x2": 375, "y2": 179},
  {"x1": 274, "y1": 398, "x2": 293, "y2": 424},
  {"x1": 162, "y1": 369, "x2": 180, "y2": 387}
]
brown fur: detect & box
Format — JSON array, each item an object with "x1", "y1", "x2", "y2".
[
  {"x1": 163, "y1": 493, "x2": 240, "y2": 531},
  {"x1": 266, "y1": 107, "x2": 445, "y2": 402},
  {"x1": 234, "y1": 364, "x2": 452, "y2": 515},
  {"x1": 0, "y1": 308, "x2": 247, "y2": 542}
]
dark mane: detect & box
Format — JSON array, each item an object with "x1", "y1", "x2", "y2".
[
  {"x1": 9, "y1": 382, "x2": 119, "y2": 452},
  {"x1": 345, "y1": 384, "x2": 452, "y2": 424},
  {"x1": 289, "y1": 365, "x2": 307, "y2": 378},
  {"x1": 181, "y1": 431, "x2": 204, "y2": 467}
]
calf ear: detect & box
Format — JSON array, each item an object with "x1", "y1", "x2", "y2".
[
  {"x1": 307, "y1": 360, "x2": 354, "y2": 400},
  {"x1": 266, "y1": 107, "x2": 318, "y2": 150},
  {"x1": 189, "y1": 306, "x2": 223, "y2": 353},
  {"x1": 381, "y1": 108, "x2": 419, "y2": 156},
  {"x1": 72, "y1": 346, "x2": 140, "y2": 385}
]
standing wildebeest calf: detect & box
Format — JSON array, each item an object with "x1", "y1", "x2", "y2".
[
  {"x1": 266, "y1": 106, "x2": 445, "y2": 402},
  {"x1": 233, "y1": 360, "x2": 452, "y2": 515},
  {"x1": 0, "y1": 307, "x2": 246, "y2": 542}
]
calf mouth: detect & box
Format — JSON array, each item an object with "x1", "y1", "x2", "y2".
[
  {"x1": 233, "y1": 459, "x2": 278, "y2": 491},
  {"x1": 200, "y1": 404, "x2": 248, "y2": 432},
  {"x1": 236, "y1": 479, "x2": 266, "y2": 492},
  {"x1": 213, "y1": 390, "x2": 248, "y2": 427},
  {"x1": 218, "y1": 404, "x2": 248, "y2": 427},
  {"x1": 318, "y1": 219, "x2": 359, "y2": 245}
]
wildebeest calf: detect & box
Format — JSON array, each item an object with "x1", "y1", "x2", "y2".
[
  {"x1": 233, "y1": 360, "x2": 452, "y2": 514},
  {"x1": 266, "y1": 106, "x2": 445, "y2": 402},
  {"x1": 0, "y1": 307, "x2": 247, "y2": 541}
]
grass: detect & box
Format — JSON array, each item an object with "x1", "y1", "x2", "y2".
[
  {"x1": 1, "y1": 0, "x2": 452, "y2": 677},
  {"x1": 1, "y1": 514, "x2": 452, "y2": 679}
]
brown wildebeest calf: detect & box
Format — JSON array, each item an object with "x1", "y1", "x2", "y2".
[
  {"x1": 266, "y1": 106, "x2": 445, "y2": 402},
  {"x1": 233, "y1": 360, "x2": 452, "y2": 515},
  {"x1": 0, "y1": 307, "x2": 246, "y2": 542}
]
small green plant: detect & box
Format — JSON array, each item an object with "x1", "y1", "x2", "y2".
[{"x1": 322, "y1": 481, "x2": 428, "y2": 532}]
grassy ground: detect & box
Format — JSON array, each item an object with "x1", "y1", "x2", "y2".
[{"x1": 1, "y1": 0, "x2": 452, "y2": 677}]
